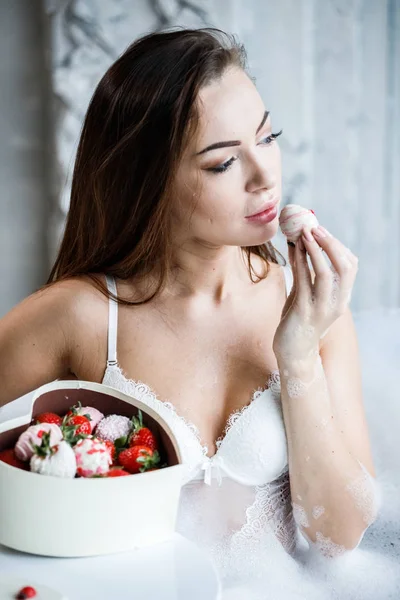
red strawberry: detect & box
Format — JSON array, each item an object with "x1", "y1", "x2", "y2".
[
  {"x1": 35, "y1": 412, "x2": 62, "y2": 426},
  {"x1": 65, "y1": 401, "x2": 91, "y2": 419},
  {"x1": 118, "y1": 446, "x2": 160, "y2": 474},
  {"x1": 61, "y1": 413, "x2": 91, "y2": 447},
  {"x1": 64, "y1": 401, "x2": 92, "y2": 431},
  {"x1": 105, "y1": 467, "x2": 130, "y2": 477},
  {"x1": 16, "y1": 586, "x2": 37, "y2": 599},
  {"x1": 66, "y1": 415, "x2": 91, "y2": 436},
  {"x1": 103, "y1": 439, "x2": 116, "y2": 463},
  {"x1": 0, "y1": 448, "x2": 29, "y2": 470},
  {"x1": 129, "y1": 410, "x2": 158, "y2": 452},
  {"x1": 129, "y1": 429, "x2": 158, "y2": 451}
]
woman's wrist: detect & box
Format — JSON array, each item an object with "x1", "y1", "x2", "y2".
[{"x1": 276, "y1": 349, "x2": 321, "y2": 377}]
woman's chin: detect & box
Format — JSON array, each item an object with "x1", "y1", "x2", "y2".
[
  {"x1": 241, "y1": 228, "x2": 278, "y2": 247},
  {"x1": 243, "y1": 218, "x2": 280, "y2": 244},
  {"x1": 216, "y1": 222, "x2": 279, "y2": 248}
]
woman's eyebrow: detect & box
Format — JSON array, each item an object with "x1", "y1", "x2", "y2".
[{"x1": 195, "y1": 110, "x2": 270, "y2": 156}]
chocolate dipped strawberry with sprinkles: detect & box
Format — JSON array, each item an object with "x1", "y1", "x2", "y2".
[
  {"x1": 95, "y1": 414, "x2": 131, "y2": 443},
  {"x1": 74, "y1": 437, "x2": 112, "y2": 477},
  {"x1": 14, "y1": 423, "x2": 63, "y2": 462}
]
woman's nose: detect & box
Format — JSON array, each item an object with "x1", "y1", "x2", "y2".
[{"x1": 246, "y1": 156, "x2": 277, "y2": 193}]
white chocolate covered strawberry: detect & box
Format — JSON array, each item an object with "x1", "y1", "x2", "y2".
[
  {"x1": 73, "y1": 437, "x2": 112, "y2": 477},
  {"x1": 279, "y1": 204, "x2": 319, "y2": 242},
  {"x1": 30, "y1": 433, "x2": 77, "y2": 478},
  {"x1": 95, "y1": 415, "x2": 131, "y2": 443},
  {"x1": 15, "y1": 423, "x2": 63, "y2": 462}
]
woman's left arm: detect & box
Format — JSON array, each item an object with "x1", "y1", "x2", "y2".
[
  {"x1": 319, "y1": 305, "x2": 375, "y2": 478},
  {"x1": 273, "y1": 226, "x2": 380, "y2": 556}
]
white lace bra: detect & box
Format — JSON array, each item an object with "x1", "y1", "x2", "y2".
[{"x1": 102, "y1": 265, "x2": 294, "y2": 487}]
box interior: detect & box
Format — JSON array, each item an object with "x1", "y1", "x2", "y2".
[{"x1": 0, "y1": 386, "x2": 180, "y2": 468}]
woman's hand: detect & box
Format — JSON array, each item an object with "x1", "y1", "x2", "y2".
[{"x1": 273, "y1": 225, "x2": 359, "y2": 364}]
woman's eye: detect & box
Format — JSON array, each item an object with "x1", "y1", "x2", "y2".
[
  {"x1": 207, "y1": 156, "x2": 237, "y2": 174},
  {"x1": 259, "y1": 130, "x2": 283, "y2": 145},
  {"x1": 205, "y1": 130, "x2": 283, "y2": 175}
]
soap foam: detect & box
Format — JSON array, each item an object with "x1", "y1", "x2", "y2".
[{"x1": 218, "y1": 309, "x2": 400, "y2": 599}]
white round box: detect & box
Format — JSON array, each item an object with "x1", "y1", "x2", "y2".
[{"x1": 0, "y1": 380, "x2": 185, "y2": 558}]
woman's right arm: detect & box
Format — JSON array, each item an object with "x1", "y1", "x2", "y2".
[{"x1": 0, "y1": 283, "x2": 75, "y2": 408}]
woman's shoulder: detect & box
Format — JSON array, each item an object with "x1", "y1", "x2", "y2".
[
  {"x1": 33, "y1": 274, "x2": 109, "y2": 320},
  {"x1": 36, "y1": 274, "x2": 111, "y2": 380},
  {"x1": 15, "y1": 275, "x2": 110, "y2": 364},
  {"x1": 0, "y1": 275, "x2": 111, "y2": 405}
]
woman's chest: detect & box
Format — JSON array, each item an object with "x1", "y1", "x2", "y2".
[
  {"x1": 80, "y1": 267, "x2": 287, "y2": 455},
  {"x1": 116, "y1": 308, "x2": 284, "y2": 452},
  {"x1": 120, "y1": 331, "x2": 275, "y2": 441}
]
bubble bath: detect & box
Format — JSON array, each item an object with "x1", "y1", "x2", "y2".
[{"x1": 177, "y1": 309, "x2": 400, "y2": 600}]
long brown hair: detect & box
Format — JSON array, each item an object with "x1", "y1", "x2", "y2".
[{"x1": 47, "y1": 27, "x2": 285, "y2": 305}]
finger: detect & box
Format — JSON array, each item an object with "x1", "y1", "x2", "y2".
[
  {"x1": 310, "y1": 226, "x2": 358, "y2": 275},
  {"x1": 283, "y1": 243, "x2": 297, "y2": 317},
  {"x1": 310, "y1": 226, "x2": 358, "y2": 309},
  {"x1": 328, "y1": 264, "x2": 356, "y2": 313},
  {"x1": 294, "y1": 235, "x2": 313, "y2": 301},
  {"x1": 301, "y1": 227, "x2": 331, "y2": 304}
]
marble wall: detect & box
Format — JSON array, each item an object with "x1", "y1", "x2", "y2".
[
  {"x1": 0, "y1": 1, "x2": 50, "y2": 317},
  {"x1": 1, "y1": 0, "x2": 399, "y2": 315}
]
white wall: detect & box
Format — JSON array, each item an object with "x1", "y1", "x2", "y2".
[
  {"x1": 48, "y1": 0, "x2": 400, "y2": 312},
  {"x1": 0, "y1": 0, "x2": 51, "y2": 317},
  {"x1": 1, "y1": 0, "x2": 399, "y2": 314}
]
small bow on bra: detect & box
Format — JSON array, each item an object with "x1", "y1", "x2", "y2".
[{"x1": 200, "y1": 454, "x2": 226, "y2": 486}]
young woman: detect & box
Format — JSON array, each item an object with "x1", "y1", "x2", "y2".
[{"x1": 0, "y1": 28, "x2": 393, "y2": 599}]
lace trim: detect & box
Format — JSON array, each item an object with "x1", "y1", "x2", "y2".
[
  {"x1": 103, "y1": 363, "x2": 210, "y2": 457},
  {"x1": 104, "y1": 363, "x2": 281, "y2": 459},
  {"x1": 206, "y1": 470, "x2": 298, "y2": 581},
  {"x1": 230, "y1": 469, "x2": 297, "y2": 555},
  {"x1": 215, "y1": 369, "x2": 281, "y2": 451}
]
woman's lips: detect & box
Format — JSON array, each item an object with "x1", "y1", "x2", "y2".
[{"x1": 245, "y1": 200, "x2": 279, "y2": 224}]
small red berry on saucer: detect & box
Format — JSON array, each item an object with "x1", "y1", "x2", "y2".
[{"x1": 15, "y1": 586, "x2": 37, "y2": 599}]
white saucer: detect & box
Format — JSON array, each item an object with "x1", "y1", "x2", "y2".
[{"x1": 0, "y1": 574, "x2": 67, "y2": 600}]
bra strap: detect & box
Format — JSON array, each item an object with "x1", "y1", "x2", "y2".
[{"x1": 104, "y1": 275, "x2": 118, "y2": 367}]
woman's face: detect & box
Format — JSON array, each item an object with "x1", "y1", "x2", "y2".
[{"x1": 171, "y1": 67, "x2": 282, "y2": 248}]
